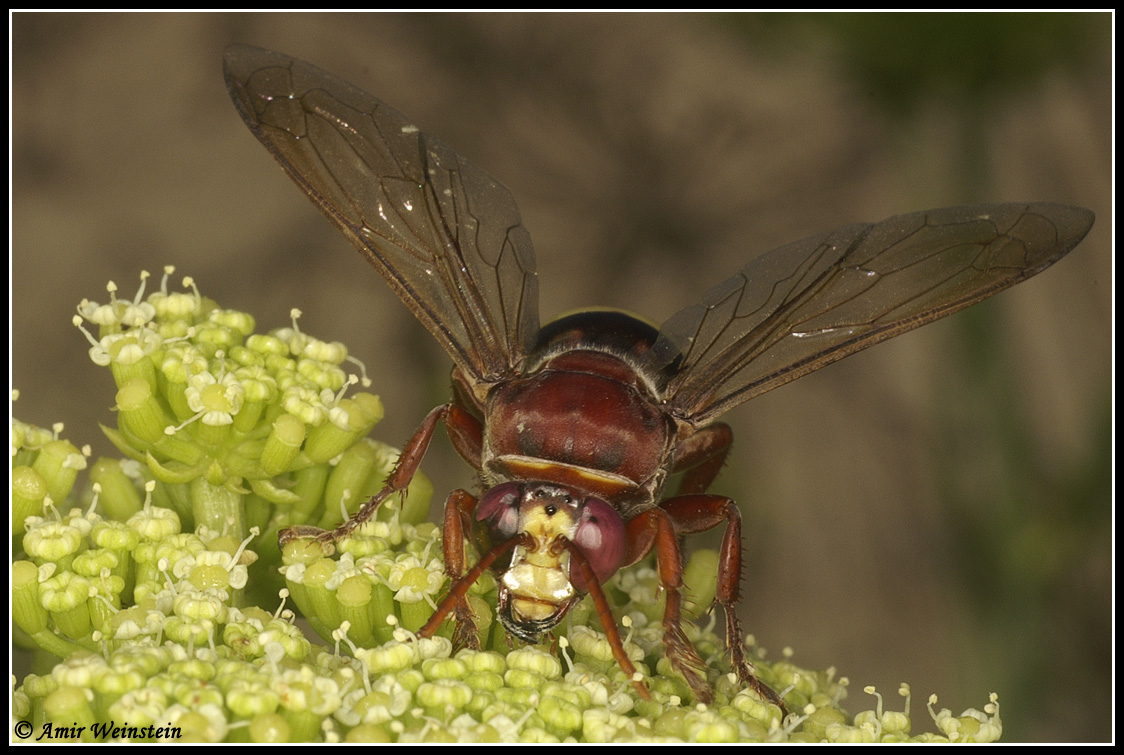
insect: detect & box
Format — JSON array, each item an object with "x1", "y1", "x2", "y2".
[{"x1": 223, "y1": 45, "x2": 1093, "y2": 710}]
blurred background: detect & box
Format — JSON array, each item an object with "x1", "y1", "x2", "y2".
[{"x1": 12, "y1": 13, "x2": 1110, "y2": 741}]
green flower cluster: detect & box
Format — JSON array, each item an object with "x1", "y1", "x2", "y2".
[
  {"x1": 281, "y1": 516, "x2": 456, "y2": 648},
  {"x1": 11, "y1": 270, "x2": 1005, "y2": 742},
  {"x1": 68, "y1": 268, "x2": 432, "y2": 552},
  {"x1": 14, "y1": 495, "x2": 324, "y2": 742},
  {"x1": 274, "y1": 513, "x2": 1002, "y2": 741},
  {"x1": 15, "y1": 488, "x2": 267, "y2": 658},
  {"x1": 12, "y1": 485, "x2": 1002, "y2": 741}
]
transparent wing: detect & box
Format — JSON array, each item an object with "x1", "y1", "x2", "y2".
[
  {"x1": 223, "y1": 45, "x2": 540, "y2": 386},
  {"x1": 651, "y1": 203, "x2": 1094, "y2": 427}
]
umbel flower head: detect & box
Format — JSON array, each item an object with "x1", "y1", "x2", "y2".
[
  {"x1": 69, "y1": 268, "x2": 431, "y2": 552},
  {"x1": 13, "y1": 482, "x2": 1003, "y2": 742},
  {"x1": 11, "y1": 270, "x2": 1004, "y2": 742}
]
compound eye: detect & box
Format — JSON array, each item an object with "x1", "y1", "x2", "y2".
[
  {"x1": 570, "y1": 497, "x2": 626, "y2": 591},
  {"x1": 476, "y1": 483, "x2": 523, "y2": 539}
]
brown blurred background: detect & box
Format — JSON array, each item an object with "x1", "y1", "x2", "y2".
[{"x1": 11, "y1": 13, "x2": 1110, "y2": 741}]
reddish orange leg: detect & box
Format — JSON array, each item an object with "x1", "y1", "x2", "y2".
[
  {"x1": 419, "y1": 533, "x2": 528, "y2": 640},
  {"x1": 624, "y1": 507, "x2": 712, "y2": 703},
  {"x1": 278, "y1": 403, "x2": 483, "y2": 550},
  {"x1": 434, "y1": 489, "x2": 484, "y2": 649},
  {"x1": 559, "y1": 538, "x2": 652, "y2": 701},
  {"x1": 671, "y1": 422, "x2": 733, "y2": 496},
  {"x1": 662, "y1": 494, "x2": 788, "y2": 716}
]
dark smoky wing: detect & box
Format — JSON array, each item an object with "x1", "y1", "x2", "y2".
[
  {"x1": 651, "y1": 203, "x2": 1094, "y2": 427},
  {"x1": 223, "y1": 45, "x2": 540, "y2": 385}
]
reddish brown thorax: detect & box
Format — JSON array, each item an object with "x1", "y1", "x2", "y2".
[{"x1": 483, "y1": 347, "x2": 674, "y2": 511}]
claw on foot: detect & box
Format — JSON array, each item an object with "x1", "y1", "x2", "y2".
[
  {"x1": 277, "y1": 491, "x2": 392, "y2": 552},
  {"x1": 664, "y1": 624, "x2": 713, "y2": 704},
  {"x1": 451, "y1": 599, "x2": 481, "y2": 651},
  {"x1": 278, "y1": 524, "x2": 338, "y2": 551},
  {"x1": 723, "y1": 610, "x2": 788, "y2": 717}
]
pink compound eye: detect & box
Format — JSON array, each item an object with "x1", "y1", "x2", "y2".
[
  {"x1": 569, "y1": 497, "x2": 626, "y2": 591},
  {"x1": 477, "y1": 482, "x2": 523, "y2": 539}
]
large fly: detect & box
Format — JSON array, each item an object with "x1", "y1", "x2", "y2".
[{"x1": 223, "y1": 45, "x2": 1094, "y2": 711}]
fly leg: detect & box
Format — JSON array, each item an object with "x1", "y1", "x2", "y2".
[
  {"x1": 278, "y1": 402, "x2": 482, "y2": 549},
  {"x1": 560, "y1": 537, "x2": 652, "y2": 700},
  {"x1": 614, "y1": 423, "x2": 734, "y2": 701},
  {"x1": 434, "y1": 488, "x2": 484, "y2": 650},
  {"x1": 661, "y1": 494, "x2": 788, "y2": 716},
  {"x1": 661, "y1": 424, "x2": 787, "y2": 713},
  {"x1": 419, "y1": 532, "x2": 528, "y2": 645},
  {"x1": 624, "y1": 507, "x2": 711, "y2": 703},
  {"x1": 671, "y1": 422, "x2": 732, "y2": 496},
  {"x1": 328, "y1": 404, "x2": 449, "y2": 542}
]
